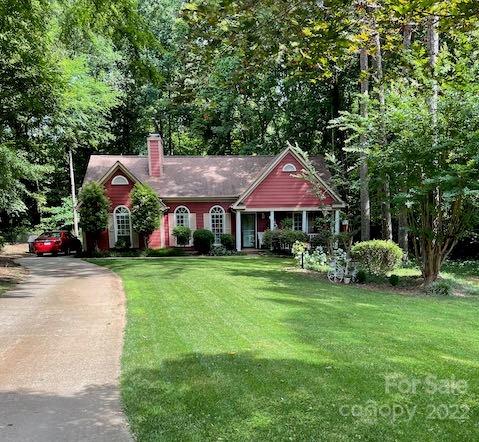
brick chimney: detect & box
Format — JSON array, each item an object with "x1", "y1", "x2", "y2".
[{"x1": 147, "y1": 134, "x2": 163, "y2": 177}]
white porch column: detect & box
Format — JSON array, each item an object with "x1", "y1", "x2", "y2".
[
  {"x1": 302, "y1": 210, "x2": 307, "y2": 233},
  {"x1": 334, "y1": 209, "x2": 340, "y2": 235},
  {"x1": 236, "y1": 210, "x2": 242, "y2": 251},
  {"x1": 270, "y1": 210, "x2": 275, "y2": 230}
]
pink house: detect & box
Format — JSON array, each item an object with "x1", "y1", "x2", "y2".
[{"x1": 82, "y1": 134, "x2": 346, "y2": 251}]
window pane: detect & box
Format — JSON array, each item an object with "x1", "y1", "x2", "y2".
[
  {"x1": 210, "y1": 207, "x2": 224, "y2": 244},
  {"x1": 115, "y1": 208, "x2": 131, "y2": 241},
  {"x1": 175, "y1": 207, "x2": 190, "y2": 227},
  {"x1": 293, "y1": 213, "x2": 302, "y2": 231}
]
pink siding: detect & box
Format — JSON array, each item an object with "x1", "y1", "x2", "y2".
[
  {"x1": 148, "y1": 229, "x2": 162, "y2": 248},
  {"x1": 94, "y1": 152, "x2": 335, "y2": 251},
  {"x1": 243, "y1": 152, "x2": 333, "y2": 208},
  {"x1": 162, "y1": 201, "x2": 236, "y2": 248},
  {"x1": 164, "y1": 212, "x2": 170, "y2": 247},
  {"x1": 104, "y1": 171, "x2": 134, "y2": 209},
  {"x1": 99, "y1": 178, "x2": 239, "y2": 250},
  {"x1": 167, "y1": 201, "x2": 233, "y2": 229},
  {"x1": 148, "y1": 137, "x2": 163, "y2": 177},
  {"x1": 257, "y1": 212, "x2": 269, "y2": 232},
  {"x1": 85, "y1": 231, "x2": 109, "y2": 251},
  {"x1": 144, "y1": 201, "x2": 237, "y2": 250},
  {"x1": 86, "y1": 173, "x2": 135, "y2": 251}
]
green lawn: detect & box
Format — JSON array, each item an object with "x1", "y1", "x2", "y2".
[
  {"x1": 95, "y1": 257, "x2": 479, "y2": 441},
  {"x1": 395, "y1": 260, "x2": 479, "y2": 296}
]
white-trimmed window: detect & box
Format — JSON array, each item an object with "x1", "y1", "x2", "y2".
[
  {"x1": 210, "y1": 205, "x2": 225, "y2": 244},
  {"x1": 114, "y1": 205, "x2": 132, "y2": 246},
  {"x1": 175, "y1": 206, "x2": 190, "y2": 227},
  {"x1": 111, "y1": 175, "x2": 129, "y2": 185},
  {"x1": 293, "y1": 212, "x2": 303, "y2": 231},
  {"x1": 282, "y1": 163, "x2": 297, "y2": 172}
]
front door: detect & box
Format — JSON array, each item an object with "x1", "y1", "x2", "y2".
[{"x1": 242, "y1": 213, "x2": 256, "y2": 248}]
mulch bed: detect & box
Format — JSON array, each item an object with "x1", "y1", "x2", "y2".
[
  {"x1": 288, "y1": 266, "x2": 429, "y2": 297},
  {"x1": 0, "y1": 255, "x2": 28, "y2": 287}
]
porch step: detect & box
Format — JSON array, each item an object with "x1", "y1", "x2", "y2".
[{"x1": 242, "y1": 248, "x2": 262, "y2": 255}]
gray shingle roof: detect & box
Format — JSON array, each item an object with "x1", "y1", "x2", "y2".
[{"x1": 83, "y1": 154, "x2": 331, "y2": 198}]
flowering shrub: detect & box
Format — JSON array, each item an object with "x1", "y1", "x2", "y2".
[
  {"x1": 291, "y1": 241, "x2": 308, "y2": 256},
  {"x1": 331, "y1": 248, "x2": 349, "y2": 268},
  {"x1": 292, "y1": 241, "x2": 328, "y2": 271},
  {"x1": 351, "y1": 240, "x2": 403, "y2": 275}
]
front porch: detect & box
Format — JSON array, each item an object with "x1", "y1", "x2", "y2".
[{"x1": 234, "y1": 208, "x2": 341, "y2": 251}]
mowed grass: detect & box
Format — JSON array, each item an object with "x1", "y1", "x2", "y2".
[
  {"x1": 94, "y1": 257, "x2": 479, "y2": 441},
  {"x1": 395, "y1": 261, "x2": 479, "y2": 295}
]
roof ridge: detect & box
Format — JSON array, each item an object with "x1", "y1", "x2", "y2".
[
  {"x1": 165, "y1": 155, "x2": 275, "y2": 158},
  {"x1": 89, "y1": 154, "x2": 277, "y2": 159},
  {"x1": 90, "y1": 154, "x2": 147, "y2": 158}
]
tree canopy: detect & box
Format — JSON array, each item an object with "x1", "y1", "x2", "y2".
[{"x1": 0, "y1": 0, "x2": 478, "y2": 280}]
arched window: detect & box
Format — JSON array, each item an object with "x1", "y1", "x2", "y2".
[
  {"x1": 175, "y1": 206, "x2": 190, "y2": 227},
  {"x1": 282, "y1": 163, "x2": 297, "y2": 172},
  {"x1": 111, "y1": 175, "x2": 129, "y2": 185},
  {"x1": 114, "y1": 206, "x2": 132, "y2": 246},
  {"x1": 210, "y1": 205, "x2": 225, "y2": 244}
]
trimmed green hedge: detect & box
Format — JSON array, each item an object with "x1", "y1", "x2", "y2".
[
  {"x1": 263, "y1": 229, "x2": 309, "y2": 252},
  {"x1": 351, "y1": 240, "x2": 403, "y2": 276},
  {"x1": 193, "y1": 229, "x2": 215, "y2": 254},
  {"x1": 173, "y1": 226, "x2": 192, "y2": 246},
  {"x1": 220, "y1": 233, "x2": 235, "y2": 250},
  {"x1": 144, "y1": 247, "x2": 185, "y2": 257}
]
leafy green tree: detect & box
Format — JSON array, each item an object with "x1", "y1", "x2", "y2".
[
  {"x1": 78, "y1": 182, "x2": 109, "y2": 250},
  {"x1": 130, "y1": 183, "x2": 162, "y2": 247},
  {"x1": 36, "y1": 197, "x2": 74, "y2": 231},
  {"x1": 0, "y1": 1, "x2": 60, "y2": 225},
  {"x1": 382, "y1": 83, "x2": 479, "y2": 283},
  {"x1": 0, "y1": 144, "x2": 50, "y2": 216}
]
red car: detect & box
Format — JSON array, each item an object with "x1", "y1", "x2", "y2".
[{"x1": 33, "y1": 231, "x2": 82, "y2": 257}]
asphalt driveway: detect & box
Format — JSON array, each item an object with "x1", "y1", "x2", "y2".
[{"x1": 0, "y1": 256, "x2": 131, "y2": 441}]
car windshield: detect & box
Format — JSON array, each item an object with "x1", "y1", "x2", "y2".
[{"x1": 41, "y1": 231, "x2": 61, "y2": 238}]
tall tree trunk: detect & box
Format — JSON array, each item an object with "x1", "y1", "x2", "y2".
[
  {"x1": 331, "y1": 74, "x2": 345, "y2": 163},
  {"x1": 68, "y1": 148, "x2": 79, "y2": 237},
  {"x1": 427, "y1": 15, "x2": 439, "y2": 138},
  {"x1": 397, "y1": 22, "x2": 414, "y2": 255},
  {"x1": 167, "y1": 86, "x2": 173, "y2": 154},
  {"x1": 403, "y1": 23, "x2": 413, "y2": 47},
  {"x1": 381, "y1": 181, "x2": 393, "y2": 240},
  {"x1": 398, "y1": 208, "x2": 408, "y2": 255},
  {"x1": 372, "y1": 26, "x2": 392, "y2": 241},
  {"x1": 359, "y1": 47, "x2": 371, "y2": 241},
  {"x1": 424, "y1": 15, "x2": 440, "y2": 282},
  {"x1": 422, "y1": 242, "x2": 441, "y2": 284}
]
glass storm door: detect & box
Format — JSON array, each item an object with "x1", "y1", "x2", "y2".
[{"x1": 242, "y1": 214, "x2": 256, "y2": 248}]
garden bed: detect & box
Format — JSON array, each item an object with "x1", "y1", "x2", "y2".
[
  {"x1": 289, "y1": 262, "x2": 479, "y2": 297},
  {"x1": 0, "y1": 256, "x2": 27, "y2": 295}
]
